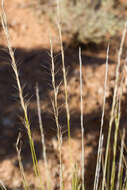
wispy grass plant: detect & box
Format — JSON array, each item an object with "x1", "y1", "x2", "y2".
[
  {"x1": 0, "y1": 0, "x2": 127, "y2": 189},
  {"x1": 1, "y1": 0, "x2": 44, "y2": 189},
  {"x1": 49, "y1": 37, "x2": 63, "y2": 190}
]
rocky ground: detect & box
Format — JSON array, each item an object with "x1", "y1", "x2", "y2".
[{"x1": 0, "y1": 0, "x2": 127, "y2": 190}]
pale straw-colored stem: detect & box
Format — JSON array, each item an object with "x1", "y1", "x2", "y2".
[
  {"x1": 116, "y1": 128, "x2": 125, "y2": 190},
  {"x1": 79, "y1": 47, "x2": 85, "y2": 190},
  {"x1": 36, "y1": 85, "x2": 51, "y2": 190},
  {"x1": 50, "y1": 37, "x2": 63, "y2": 190},
  {"x1": 56, "y1": 0, "x2": 71, "y2": 141},
  {"x1": 94, "y1": 44, "x2": 109, "y2": 190},
  {"x1": 16, "y1": 133, "x2": 29, "y2": 190}
]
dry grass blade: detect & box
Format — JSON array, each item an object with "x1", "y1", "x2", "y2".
[
  {"x1": 0, "y1": 181, "x2": 7, "y2": 190},
  {"x1": 36, "y1": 84, "x2": 51, "y2": 190},
  {"x1": 79, "y1": 47, "x2": 85, "y2": 190},
  {"x1": 56, "y1": 0, "x2": 74, "y2": 178},
  {"x1": 49, "y1": 37, "x2": 63, "y2": 190},
  {"x1": 16, "y1": 133, "x2": 29, "y2": 190},
  {"x1": 94, "y1": 134, "x2": 104, "y2": 190},
  {"x1": 116, "y1": 128, "x2": 126, "y2": 190},
  {"x1": 110, "y1": 71, "x2": 124, "y2": 190},
  {"x1": 94, "y1": 44, "x2": 109, "y2": 190},
  {"x1": 56, "y1": 0, "x2": 71, "y2": 142}
]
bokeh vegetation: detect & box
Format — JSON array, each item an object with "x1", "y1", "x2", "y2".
[{"x1": 35, "y1": 0, "x2": 125, "y2": 44}]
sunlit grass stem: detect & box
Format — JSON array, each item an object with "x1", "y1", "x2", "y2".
[
  {"x1": 94, "y1": 44, "x2": 109, "y2": 190},
  {"x1": 56, "y1": 0, "x2": 71, "y2": 142},
  {"x1": 79, "y1": 48, "x2": 85, "y2": 190},
  {"x1": 36, "y1": 85, "x2": 51, "y2": 190}
]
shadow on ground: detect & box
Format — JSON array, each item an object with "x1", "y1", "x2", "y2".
[{"x1": 0, "y1": 45, "x2": 126, "y2": 189}]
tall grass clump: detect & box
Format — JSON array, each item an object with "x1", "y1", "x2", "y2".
[
  {"x1": 1, "y1": 0, "x2": 127, "y2": 189},
  {"x1": 102, "y1": 21, "x2": 127, "y2": 190},
  {"x1": 1, "y1": 0, "x2": 44, "y2": 189},
  {"x1": 56, "y1": 2, "x2": 84, "y2": 188}
]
